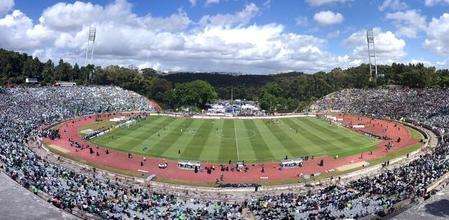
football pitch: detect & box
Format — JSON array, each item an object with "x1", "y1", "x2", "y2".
[{"x1": 90, "y1": 116, "x2": 378, "y2": 163}]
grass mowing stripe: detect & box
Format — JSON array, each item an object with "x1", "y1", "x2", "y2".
[
  {"x1": 127, "y1": 118, "x2": 180, "y2": 153},
  {"x1": 243, "y1": 120, "x2": 275, "y2": 161},
  {"x1": 233, "y1": 120, "x2": 257, "y2": 162},
  {"x1": 198, "y1": 120, "x2": 223, "y2": 162},
  {"x1": 291, "y1": 118, "x2": 377, "y2": 157},
  {"x1": 122, "y1": 116, "x2": 166, "y2": 134},
  {"x1": 151, "y1": 119, "x2": 194, "y2": 156},
  {"x1": 253, "y1": 120, "x2": 291, "y2": 160},
  {"x1": 161, "y1": 119, "x2": 204, "y2": 160},
  {"x1": 118, "y1": 117, "x2": 175, "y2": 151},
  {"x1": 92, "y1": 115, "x2": 382, "y2": 163},
  {"x1": 276, "y1": 119, "x2": 315, "y2": 156},
  {"x1": 262, "y1": 120, "x2": 309, "y2": 156},
  {"x1": 234, "y1": 120, "x2": 240, "y2": 161},
  {"x1": 180, "y1": 120, "x2": 214, "y2": 160},
  {"x1": 303, "y1": 117, "x2": 378, "y2": 150},
  {"x1": 93, "y1": 116, "x2": 158, "y2": 145},
  {"x1": 93, "y1": 116, "x2": 170, "y2": 151},
  {"x1": 219, "y1": 120, "x2": 238, "y2": 163},
  {"x1": 302, "y1": 117, "x2": 365, "y2": 146},
  {"x1": 286, "y1": 118, "x2": 343, "y2": 154}
]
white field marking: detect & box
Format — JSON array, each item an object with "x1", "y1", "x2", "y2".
[{"x1": 234, "y1": 120, "x2": 240, "y2": 161}]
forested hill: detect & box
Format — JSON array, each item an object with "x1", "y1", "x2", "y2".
[
  {"x1": 161, "y1": 72, "x2": 276, "y2": 100},
  {"x1": 161, "y1": 72, "x2": 274, "y2": 87},
  {"x1": 161, "y1": 71, "x2": 304, "y2": 84},
  {"x1": 1, "y1": 48, "x2": 449, "y2": 112}
]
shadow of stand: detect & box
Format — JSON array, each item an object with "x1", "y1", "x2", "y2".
[{"x1": 424, "y1": 199, "x2": 449, "y2": 217}]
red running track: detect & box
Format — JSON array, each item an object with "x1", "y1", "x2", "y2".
[{"x1": 45, "y1": 113, "x2": 419, "y2": 185}]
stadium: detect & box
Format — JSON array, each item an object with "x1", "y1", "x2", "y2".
[
  {"x1": 44, "y1": 111, "x2": 423, "y2": 186},
  {"x1": 2, "y1": 1, "x2": 449, "y2": 219},
  {"x1": 1, "y1": 84, "x2": 448, "y2": 219}
]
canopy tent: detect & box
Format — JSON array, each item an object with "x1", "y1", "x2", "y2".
[
  {"x1": 177, "y1": 160, "x2": 201, "y2": 170},
  {"x1": 280, "y1": 158, "x2": 303, "y2": 168}
]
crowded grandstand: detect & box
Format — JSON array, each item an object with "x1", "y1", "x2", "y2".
[{"x1": 0, "y1": 85, "x2": 448, "y2": 219}]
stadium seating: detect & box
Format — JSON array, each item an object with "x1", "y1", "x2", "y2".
[{"x1": 1, "y1": 86, "x2": 449, "y2": 219}]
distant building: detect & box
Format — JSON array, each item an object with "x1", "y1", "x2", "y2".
[
  {"x1": 54, "y1": 81, "x2": 76, "y2": 87},
  {"x1": 206, "y1": 100, "x2": 263, "y2": 116}
]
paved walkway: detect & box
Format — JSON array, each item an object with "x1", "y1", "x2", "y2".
[
  {"x1": 0, "y1": 172, "x2": 77, "y2": 220},
  {"x1": 394, "y1": 184, "x2": 449, "y2": 220}
]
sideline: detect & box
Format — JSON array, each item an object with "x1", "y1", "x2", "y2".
[{"x1": 156, "y1": 113, "x2": 316, "y2": 120}]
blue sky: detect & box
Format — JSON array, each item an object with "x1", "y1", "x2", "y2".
[{"x1": 1, "y1": 0, "x2": 449, "y2": 74}]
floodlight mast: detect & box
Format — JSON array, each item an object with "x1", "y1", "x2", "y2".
[
  {"x1": 84, "y1": 26, "x2": 96, "y2": 67},
  {"x1": 366, "y1": 29, "x2": 378, "y2": 83},
  {"x1": 84, "y1": 26, "x2": 96, "y2": 81}
]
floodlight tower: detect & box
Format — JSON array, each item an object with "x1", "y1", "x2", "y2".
[
  {"x1": 84, "y1": 26, "x2": 96, "y2": 66},
  {"x1": 366, "y1": 29, "x2": 378, "y2": 83}
]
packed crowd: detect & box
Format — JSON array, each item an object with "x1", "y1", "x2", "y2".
[
  {"x1": 313, "y1": 88, "x2": 449, "y2": 134},
  {"x1": 0, "y1": 86, "x2": 243, "y2": 219},
  {"x1": 1, "y1": 86, "x2": 449, "y2": 219}
]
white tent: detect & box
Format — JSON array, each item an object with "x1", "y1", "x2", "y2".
[
  {"x1": 280, "y1": 158, "x2": 303, "y2": 168},
  {"x1": 177, "y1": 160, "x2": 201, "y2": 170}
]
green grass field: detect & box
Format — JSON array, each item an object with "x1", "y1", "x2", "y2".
[{"x1": 90, "y1": 116, "x2": 378, "y2": 163}]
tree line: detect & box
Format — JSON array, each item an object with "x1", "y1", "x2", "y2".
[{"x1": 1, "y1": 48, "x2": 448, "y2": 112}]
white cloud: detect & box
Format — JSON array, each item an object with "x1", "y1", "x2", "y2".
[
  {"x1": 189, "y1": 0, "x2": 197, "y2": 6},
  {"x1": 0, "y1": 0, "x2": 365, "y2": 74},
  {"x1": 386, "y1": 10, "x2": 426, "y2": 38},
  {"x1": 379, "y1": 0, "x2": 408, "y2": 11},
  {"x1": 205, "y1": 0, "x2": 220, "y2": 5},
  {"x1": 344, "y1": 28, "x2": 406, "y2": 64},
  {"x1": 142, "y1": 10, "x2": 191, "y2": 32},
  {"x1": 424, "y1": 13, "x2": 449, "y2": 56},
  {"x1": 408, "y1": 59, "x2": 433, "y2": 66},
  {"x1": 424, "y1": 0, "x2": 449, "y2": 6},
  {"x1": 295, "y1": 16, "x2": 309, "y2": 27},
  {"x1": 39, "y1": 1, "x2": 103, "y2": 32},
  {"x1": 0, "y1": 10, "x2": 42, "y2": 50},
  {"x1": 199, "y1": 3, "x2": 259, "y2": 27},
  {"x1": 263, "y1": 0, "x2": 272, "y2": 8},
  {"x1": 307, "y1": 0, "x2": 351, "y2": 6},
  {"x1": 326, "y1": 30, "x2": 340, "y2": 38},
  {"x1": 313, "y1": 11, "x2": 344, "y2": 26},
  {"x1": 0, "y1": 0, "x2": 14, "y2": 16},
  {"x1": 435, "y1": 59, "x2": 449, "y2": 69}
]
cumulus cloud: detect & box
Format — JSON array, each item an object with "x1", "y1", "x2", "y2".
[
  {"x1": 435, "y1": 59, "x2": 449, "y2": 69},
  {"x1": 424, "y1": 13, "x2": 449, "y2": 56},
  {"x1": 386, "y1": 10, "x2": 426, "y2": 38},
  {"x1": 424, "y1": 0, "x2": 449, "y2": 6},
  {"x1": 0, "y1": 0, "x2": 368, "y2": 74},
  {"x1": 295, "y1": 16, "x2": 309, "y2": 27},
  {"x1": 199, "y1": 3, "x2": 259, "y2": 27},
  {"x1": 189, "y1": 0, "x2": 197, "y2": 6},
  {"x1": 205, "y1": 0, "x2": 220, "y2": 5},
  {"x1": 326, "y1": 30, "x2": 340, "y2": 38},
  {"x1": 39, "y1": 1, "x2": 103, "y2": 32},
  {"x1": 408, "y1": 59, "x2": 433, "y2": 66},
  {"x1": 344, "y1": 28, "x2": 406, "y2": 64},
  {"x1": 0, "y1": 0, "x2": 14, "y2": 16},
  {"x1": 314, "y1": 11, "x2": 344, "y2": 26},
  {"x1": 0, "y1": 10, "x2": 42, "y2": 50},
  {"x1": 378, "y1": 0, "x2": 408, "y2": 11},
  {"x1": 307, "y1": 0, "x2": 351, "y2": 6}
]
